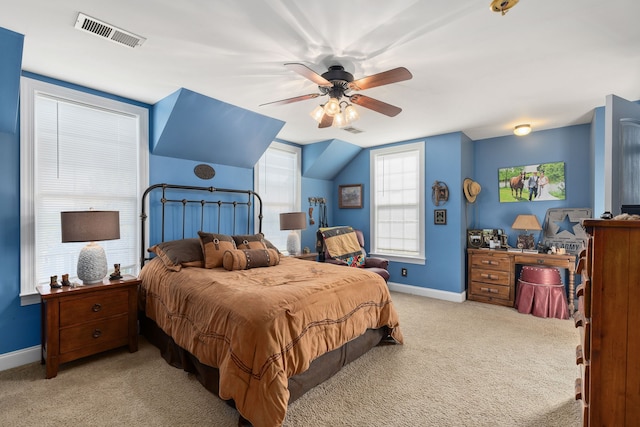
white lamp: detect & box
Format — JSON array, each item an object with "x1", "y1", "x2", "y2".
[
  {"x1": 514, "y1": 124, "x2": 532, "y2": 136},
  {"x1": 279, "y1": 212, "x2": 307, "y2": 256},
  {"x1": 61, "y1": 210, "x2": 120, "y2": 284}
]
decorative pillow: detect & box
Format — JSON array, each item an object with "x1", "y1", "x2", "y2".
[
  {"x1": 320, "y1": 226, "x2": 366, "y2": 267},
  {"x1": 232, "y1": 233, "x2": 268, "y2": 250},
  {"x1": 232, "y1": 233, "x2": 281, "y2": 253},
  {"x1": 198, "y1": 231, "x2": 237, "y2": 269},
  {"x1": 148, "y1": 238, "x2": 204, "y2": 271},
  {"x1": 222, "y1": 248, "x2": 280, "y2": 271}
]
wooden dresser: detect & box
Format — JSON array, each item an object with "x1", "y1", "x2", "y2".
[
  {"x1": 37, "y1": 276, "x2": 140, "y2": 378},
  {"x1": 575, "y1": 220, "x2": 640, "y2": 426}
]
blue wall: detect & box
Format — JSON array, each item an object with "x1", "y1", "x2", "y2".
[{"x1": 472, "y1": 124, "x2": 592, "y2": 246}]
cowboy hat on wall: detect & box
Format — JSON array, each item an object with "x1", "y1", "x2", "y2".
[{"x1": 463, "y1": 178, "x2": 481, "y2": 203}]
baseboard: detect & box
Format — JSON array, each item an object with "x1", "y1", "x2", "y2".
[
  {"x1": 0, "y1": 345, "x2": 41, "y2": 372},
  {"x1": 388, "y1": 282, "x2": 466, "y2": 303}
]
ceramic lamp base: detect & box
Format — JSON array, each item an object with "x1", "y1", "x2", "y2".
[
  {"x1": 286, "y1": 230, "x2": 300, "y2": 256},
  {"x1": 77, "y1": 242, "x2": 108, "y2": 284}
]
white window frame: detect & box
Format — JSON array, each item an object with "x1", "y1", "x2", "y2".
[
  {"x1": 369, "y1": 141, "x2": 425, "y2": 264},
  {"x1": 254, "y1": 141, "x2": 302, "y2": 252},
  {"x1": 19, "y1": 77, "x2": 149, "y2": 305}
]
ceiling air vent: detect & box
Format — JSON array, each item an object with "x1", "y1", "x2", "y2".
[
  {"x1": 74, "y1": 13, "x2": 146, "y2": 48},
  {"x1": 343, "y1": 126, "x2": 364, "y2": 134}
]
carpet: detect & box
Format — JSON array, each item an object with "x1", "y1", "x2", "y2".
[{"x1": 0, "y1": 291, "x2": 581, "y2": 426}]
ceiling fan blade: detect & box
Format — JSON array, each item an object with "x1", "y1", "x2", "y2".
[
  {"x1": 285, "y1": 63, "x2": 332, "y2": 87},
  {"x1": 318, "y1": 114, "x2": 333, "y2": 128},
  {"x1": 259, "y1": 93, "x2": 320, "y2": 107},
  {"x1": 350, "y1": 94, "x2": 402, "y2": 117},
  {"x1": 348, "y1": 67, "x2": 412, "y2": 91}
]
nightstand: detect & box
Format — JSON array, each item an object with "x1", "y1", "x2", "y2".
[
  {"x1": 36, "y1": 275, "x2": 140, "y2": 379},
  {"x1": 292, "y1": 252, "x2": 318, "y2": 261}
]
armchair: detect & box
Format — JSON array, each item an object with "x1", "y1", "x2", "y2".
[{"x1": 321, "y1": 228, "x2": 390, "y2": 282}]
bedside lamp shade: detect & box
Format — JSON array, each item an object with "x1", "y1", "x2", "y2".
[
  {"x1": 61, "y1": 211, "x2": 120, "y2": 284},
  {"x1": 511, "y1": 214, "x2": 542, "y2": 250},
  {"x1": 280, "y1": 212, "x2": 307, "y2": 255}
]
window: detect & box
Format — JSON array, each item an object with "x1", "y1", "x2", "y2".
[
  {"x1": 370, "y1": 141, "x2": 425, "y2": 263},
  {"x1": 254, "y1": 142, "x2": 301, "y2": 251},
  {"x1": 20, "y1": 77, "x2": 148, "y2": 305}
]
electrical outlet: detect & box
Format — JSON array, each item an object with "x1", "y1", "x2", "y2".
[{"x1": 401, "y1": 268, "x2": 407, "y2": 277}]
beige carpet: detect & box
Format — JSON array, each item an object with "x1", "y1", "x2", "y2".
[{"x1": 0, "y1": 292, "x2": 581, "y2": 426}]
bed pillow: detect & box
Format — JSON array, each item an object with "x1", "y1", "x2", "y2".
[
  {"x1": 232, "y1": 233, "x2": 280, "y2": 253},
  {"x1": 148, "y1": 238, "x2": 204, "y2": 271},
  {"x1": 222, "y1": 248, "x2": 280, "y2": 271},
  {"x1": 198, "y1": 231, "x2": 237, "y2": 268},
  {"x1": 320, "y1": 226, "x2": 366, "y2": 267}
]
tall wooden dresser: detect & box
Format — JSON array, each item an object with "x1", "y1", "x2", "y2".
[{"x1": 575, "y1": 220, "x2": 640, "y2": 426}]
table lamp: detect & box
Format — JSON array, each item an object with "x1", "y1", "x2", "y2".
[
  {"x1": 61, "y1": 210, "x2": 120, "y2": 284},
  {"x1": 279, "y1": 212, "x2": 307, "y2": 255},
  {"x1": 511, "y1": 214, "x2": 542, "y2": 250}
]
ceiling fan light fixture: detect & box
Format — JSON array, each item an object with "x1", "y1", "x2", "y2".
[
  {"x1": 332, "y1": 111, "x2": 346, "y2": 128},
  {"x1": 344, "y1": 104, "x2": 359, "y2": 124},
  {"x1": 310, "y1": 105, "x2": 325, "y2": 123},
  {"x1": 514, "y1": 124, "x2": 532, "y2": 136},
  {"x1": 323, "y1": 98, "x2": 340, "y2": 117}
]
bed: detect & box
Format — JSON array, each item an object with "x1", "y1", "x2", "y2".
[{"x1": 137, "y1": 184, "x2": 403, "y2": 427}]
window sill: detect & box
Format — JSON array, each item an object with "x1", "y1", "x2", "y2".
[
  {"x1": 21, "y1": 293, "x2": 41, "y2": 306},
  {"x1": 369, "y1": 253, "x2": 425, "y2": 265}
]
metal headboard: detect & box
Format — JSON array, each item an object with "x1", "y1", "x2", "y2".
[{"x1": 140, "y1": 183, "x2": 263, "y2": 269}]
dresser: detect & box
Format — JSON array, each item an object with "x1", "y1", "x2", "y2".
[
  {"x1": 37, "y1": 276, "x2": 140, "y2": 378},
  {"x1": 575, "y1": 220, "x2": 640, "y2": 426}
]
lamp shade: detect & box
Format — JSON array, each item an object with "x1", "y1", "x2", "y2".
[
  {"x1": 61, "y1": 211, "x2": 120, "y2": 284},
  {"x1": 279, "y1": 212, "x2": 307, "y2": 231},
  {"x1": 511, "y1": 214, "x2": 542, "y2": 231},
  {"x1": 61, "y1": 211, "x2": 120, "y2": 242}
]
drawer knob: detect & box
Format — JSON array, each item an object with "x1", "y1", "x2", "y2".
[
  {"x1": 480, "y1": 287, "x2": 499, "y2": 294},
  {"x1": 92, "y1": 329, "x2": 102, "y2": 339},
  {"x1": 481, "y1": 273, "x2": 498, "y2": 281},
  {"x1": 92, "y1": 303, "x2": 102, "y2": 312}
]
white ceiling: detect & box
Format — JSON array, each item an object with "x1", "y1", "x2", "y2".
[{"x1": 2, "y1": 0, "x2": 639, "y2": 147}]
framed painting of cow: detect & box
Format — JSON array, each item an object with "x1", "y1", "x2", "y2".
[{"x1": 498, "y1": 162, "x2": 566, "y2": 202}]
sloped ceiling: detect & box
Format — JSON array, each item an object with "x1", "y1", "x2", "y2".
[
  {"x1": 302, "y1": 139, "x2": 362, "y2": 180},
  {"x1": 152, "y1": 88, "x2": 285, "y2": 168}
]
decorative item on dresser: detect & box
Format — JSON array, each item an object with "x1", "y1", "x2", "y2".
[
  {"x1": 574, "y1": 219, "x2": 640, "y2": 426},
  {"x1": 36, "y1": 275, "x2": 140, "y2": 379}
]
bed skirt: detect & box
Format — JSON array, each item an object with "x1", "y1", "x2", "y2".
[{"x1": 139, "y1": 313, "x2": 389, "y2": 406}]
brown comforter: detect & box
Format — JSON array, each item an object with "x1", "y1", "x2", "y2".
[{"x1": 139, "y1": 256, "x2": 402, "y2": 427}]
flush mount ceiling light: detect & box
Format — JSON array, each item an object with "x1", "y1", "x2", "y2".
[
  {"x1": 490, "y1": 0, "x2": 519, "y2": 16},
  {"x1": 514, "y1": 124, "x2": 532, "y2": 136}
]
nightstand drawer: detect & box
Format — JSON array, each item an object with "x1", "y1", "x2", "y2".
[
  {"x1": 60, "y1": 289, "x2": 129, "y2": 327},
  {"x1": 60, "y1": 315, "x2": 128, "y2": 354}
]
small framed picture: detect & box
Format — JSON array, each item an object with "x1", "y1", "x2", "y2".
[
  {"x1": 434, "y1": 209, "x2": 447, "y2": 225},
  {"x1": 339, "y1": 184, "x2": 363, "y2": 209}
]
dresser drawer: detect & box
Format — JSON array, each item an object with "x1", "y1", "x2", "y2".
[
  {"x1": 470, "y1": 253, "x2": 510, "y2": 271},
  {"x1": 60, "y1": 314, "x2": 128, "y2": 354},
  {"x1": 469, "y1": 280, "x2": 511, "y2": 301},
  {"x1": 60, "y1": 289, "x2": 129, "y2": 327},
  {"x1": 471, "y1": 268, "x2": 510, "y2": 285}
]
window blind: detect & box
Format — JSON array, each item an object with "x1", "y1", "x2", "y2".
[{"x1": 20, "y1": 77, "x2": 148, "y2": 303}]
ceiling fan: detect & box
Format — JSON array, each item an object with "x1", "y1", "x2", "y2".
[{"x1": 260, "y1": 63, "x2": 412, "y2": 128}]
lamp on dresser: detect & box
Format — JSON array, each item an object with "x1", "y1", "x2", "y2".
[
  {"x1": 61, "y1": 210, "x2": 120, "y2": 284},
  {"x1": 511, "y1": 214, "x2": 542, "y2": 251},
  {"x1": 279, "y1": 212, "x2": 307, "y2": 256}
]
